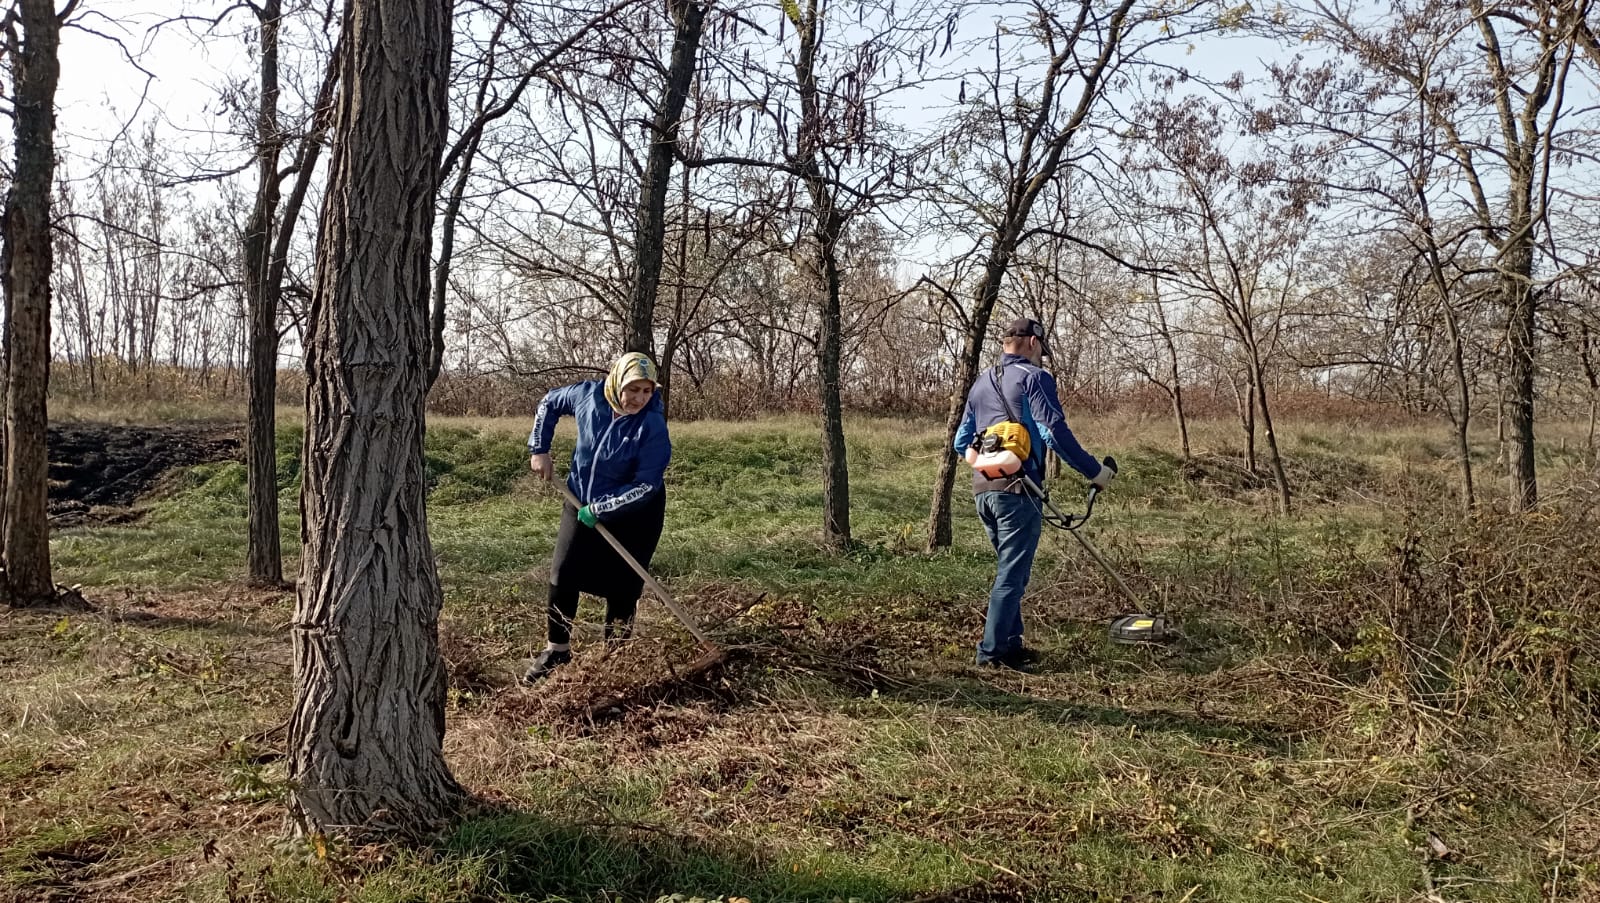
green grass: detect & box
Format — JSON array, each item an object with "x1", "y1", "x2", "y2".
[{"x1": 6, "y1": 413, "x2": 1598, "y2": 902}]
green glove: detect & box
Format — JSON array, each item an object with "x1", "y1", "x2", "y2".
[{"x1": 577, "y1": 505, "x2": 598, "y2": 528}]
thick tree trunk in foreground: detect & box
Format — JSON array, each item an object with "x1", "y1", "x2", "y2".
[
  {"x1": 3, "y1": 0, "x2": 65, "y2": 607},
  {"x1": 287, "y1": 0, "x2": 461, "y2": 838}
]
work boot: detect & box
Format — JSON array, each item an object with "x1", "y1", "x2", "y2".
[
  {"x1": 1010, "y1": 647, "x2": 1042, "y2": 666},
  {"x1": 979, "y1": 647, "x2": 1040, "y2": 673},
  {"x1": 522, "y1": 647, "x2": 573, "y2": 685}
]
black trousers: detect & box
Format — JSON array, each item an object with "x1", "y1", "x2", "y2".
[
  {"x1": 544, "y1": 489, "x2": 665, "y2": 645},
  {"x1": 546, "y1": 583, "x2": 637, "y2": 646}
]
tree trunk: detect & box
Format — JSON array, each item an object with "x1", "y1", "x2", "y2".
[
  {"x1": 1152, "y1": 287, "x2": 1189, "y2": 460},
  {"x1": 927, "y1": 352, "x2": 973, "y2": 550},
  {"x1": 3, "y1": 0, "x2": 64, "y2": 607},
  {"x1": 288, "y1": 0, "x2": 460, "y2": 839},
  {"x1": 246, "y1": 25, "x2": 338, "y2": 588},
  {"x1": 793, "y1": 0, "x2": 849, "y2": 550},
  {"x1": 623, "y1": 0, "x2": 705, "y2": 357},
  {"x1": 1170, "y1": 383, "x2": 1191, "y2": 462},
  {"x1": 1502, "y1": 239, "x2": 1537, "y2": 511},
  {"x1": 928, "y1": 262, "x2": 1004, "y2": 550},
  {"x1": 1581, "y1": 323, "x2": 1598, "y2": 462},
  {"x1": 1420, "y1": 229, "x2": 1475, "y2": 510},
  {"x1": 1588, "y1": 397, "x2": 1597, "y2": 465},
  {"x1": 1250, "y1": 356, "x2": 1291, "y2": 514},
  {"x1": 1225, "y1": 366, "x2": 1256, "y2": 473},
  {"x1": 427, "y1": 126, "x2": 479, "y2": 390},
  {"x1": 815, "y1": 241, "x2": 850, "y2": 549},
  {"x1": 244, "y1": 0, "x2": 284, "y2": 587},
  {"x1": 1244, "y1": 374, "x2": 1257, "y2": 474},
  {"x1": 1443, "y1": 303, "x2": 1475, "y2": 511},
  {"x1": 658, "y1": 161, "x2": 694, "y2": 418}
]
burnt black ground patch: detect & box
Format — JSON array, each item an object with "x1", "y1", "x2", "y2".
[{"x1": 47, "y1": 423, "x2": 241, "y2": 526}]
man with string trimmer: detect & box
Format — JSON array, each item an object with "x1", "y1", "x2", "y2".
[{"x1": 954, "y1": 318, "x2": 1117, "y2": 672}]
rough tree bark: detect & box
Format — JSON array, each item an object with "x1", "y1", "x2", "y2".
[
  {"x1": 3, "y1": 0, "x2": 72, "y2": 607},
  {"x1": 623, "y1": 0, "x2": 705, "y2": 356},
  {"x1": 1502, "y1": 239, "x2": 1538, "y2": 510},
  {"x1": 287, "y1": 0, "x2": 461, "y2": 838},
  {"x1": 1463, "y1": 0, "x2": 1568, "y2": 511}
]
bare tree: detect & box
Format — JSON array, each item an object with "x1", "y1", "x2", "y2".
[
  {"x1": 426, "y1": 0, "x2": 644, "y2": 388},
  {"x1": 924, "y1": 0, "x2": 1169, "y2": 549},
  {"x1": 678, "y1": 0, "x2": 929, "y2": 546},
  {"x1": 624, "y1": 0, "x2": 705, "y2": 357},
  {"x1": 287, "y1": 0, "x2": 460, "y2": 838},
  {"x1": 1126, "y1": 95, "x2": 1311, "y2": 513},
  {"x1": 2, "y1": 0, "x2": 76, "y2": 607},
  {"x1": 242, "y1": 0, "x2": 287, "y2": 586},
  {"x1": 1274, "y1": 0, "x2": 1588, "y2": 510},
  {"x1": 244, "y1": 35, "x2": 339, "y2": 584}
]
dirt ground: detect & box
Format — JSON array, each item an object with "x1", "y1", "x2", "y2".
[{"x1": 47, "y1": 422, "x2": 242, "y2": 526}]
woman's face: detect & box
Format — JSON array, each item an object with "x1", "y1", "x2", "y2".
[{"x1": 619, "y1": 379, "x2": 655, "y2": 414}]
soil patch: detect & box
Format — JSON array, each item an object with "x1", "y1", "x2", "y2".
[{"x1": 47, "y1": 422, "x2": 242, "y2": 526}]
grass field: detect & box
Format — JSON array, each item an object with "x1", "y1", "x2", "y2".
[{"x1": 4, "y1": 410, "x2": 1598, "y2": 902}]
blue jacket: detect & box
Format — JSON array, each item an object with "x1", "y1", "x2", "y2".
[
  {"x1": 953, "y1": 353, "x2": 1100, "y2": 486},
  {"x1": 527, "y1": 380, "x2": 671, "y2": 519}
]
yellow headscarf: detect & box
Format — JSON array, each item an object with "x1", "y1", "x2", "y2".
[{"x1": 603, "y1": 351, "x2": 659, "y2": 414}]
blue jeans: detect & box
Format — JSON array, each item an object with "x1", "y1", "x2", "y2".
[{"x1": 975, "y1": 490, "x2": 1043, "y2": 663}]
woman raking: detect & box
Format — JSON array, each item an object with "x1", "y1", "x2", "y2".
[{"x1": 524, "y1": 352, "x2": 671, "y2": 684}]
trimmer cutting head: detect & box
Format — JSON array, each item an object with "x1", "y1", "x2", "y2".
[{"x1": 1108, "y1": 613, "x2": 1175, "y2": 645}]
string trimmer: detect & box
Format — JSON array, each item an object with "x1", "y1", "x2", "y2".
[{"x1": 1021, "y1": 457, "x2": 1174, "y2": 645}]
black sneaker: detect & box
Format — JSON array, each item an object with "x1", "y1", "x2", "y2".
[
  {"x1": 979, "y1": 648, "x2": 1040, "y2": 673},
  {"x1": 522, "y1": 647, "x2": 573, "y2": 684},
  {"x1": 1011, "y1": 647, "x2": 1042, "y2": 666}
]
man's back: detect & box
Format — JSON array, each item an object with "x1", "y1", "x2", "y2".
[{"x1": 955, "y1": 352, "x2": 1099, "y2": 492}]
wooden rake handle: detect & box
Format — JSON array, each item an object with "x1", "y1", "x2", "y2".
[{"x1": 555, "y1": 481, "x2": 716, "y2": 651}]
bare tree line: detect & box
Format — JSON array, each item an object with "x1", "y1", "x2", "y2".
[{"x1": 8, "y1": 0, "x2": 1600, "y2": 584}]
